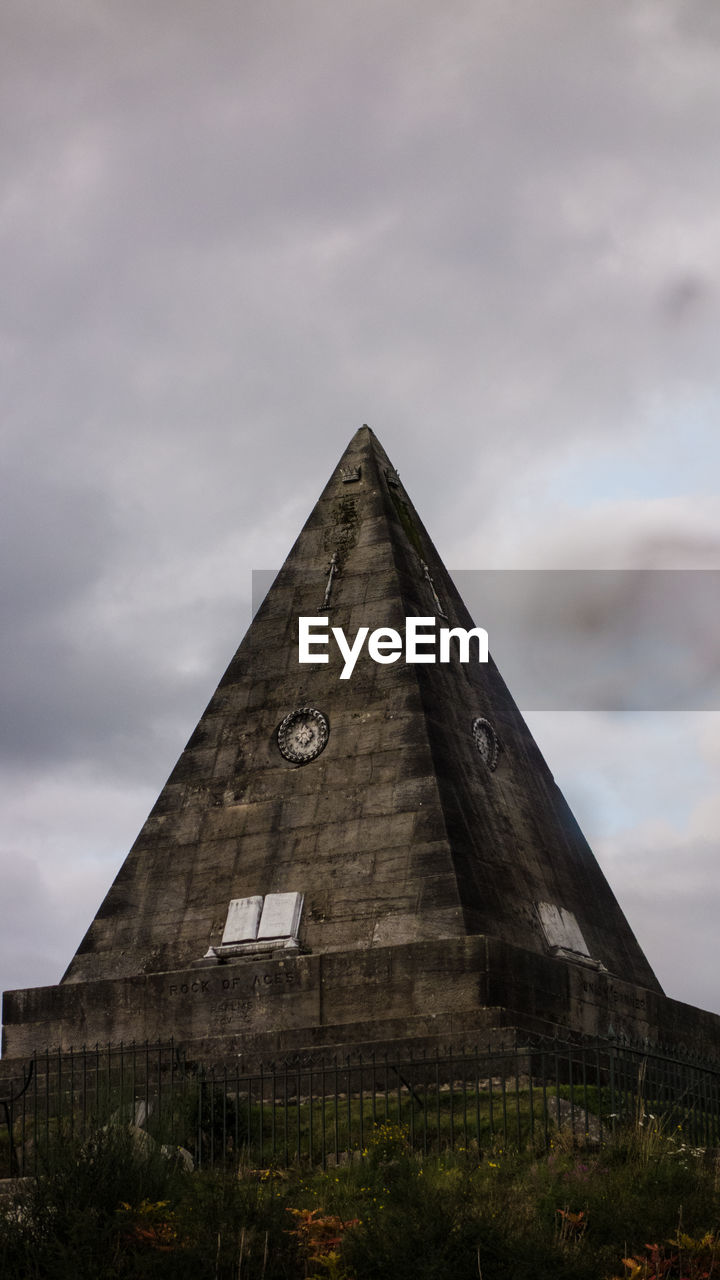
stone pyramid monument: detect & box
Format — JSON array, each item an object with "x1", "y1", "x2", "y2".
[{"x1": 4, "y1": 426, "x2": 719, "y2": 1062}]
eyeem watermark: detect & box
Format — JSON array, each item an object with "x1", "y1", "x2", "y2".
[
  {"x1": 254, "y1": 570, "x2": 720, "y2": 709},
  {"x1": 298, "y1": 616, "x2": 489, "y2": 680}
]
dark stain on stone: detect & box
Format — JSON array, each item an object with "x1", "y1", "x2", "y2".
[
  {"x1": 388, "y1": 487, "x2": 424, "y2": 557},
  {"x1": 324, "y1": 496, "x2": 360, "y2": 567}
]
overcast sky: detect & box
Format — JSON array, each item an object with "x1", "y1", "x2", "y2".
[{"x1": 2, "y1": 0, "x2": 720, "y2": 1034}]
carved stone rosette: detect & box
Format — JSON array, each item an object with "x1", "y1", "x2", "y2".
[
  {"x1": 472, "y1": 716, "x2": 500, "y2": 771},
  {"x1": 277, "y1": 707, "x2": 330, "y2": 764}
]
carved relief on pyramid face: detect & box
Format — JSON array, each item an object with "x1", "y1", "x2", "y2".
[
  {"x1": 277, "y1": 707, "x2": 330, "y2": 764},
  {"x1": 472, "y1": 716, "x2": 500, "y2": 771}
]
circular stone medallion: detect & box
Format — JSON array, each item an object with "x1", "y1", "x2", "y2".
[
  {"x1": 472, "y1": 717, "x2": 500, "y2": 771},
  {"x1": 277, "y1": 707, "x2": 330, "y2": 764}
]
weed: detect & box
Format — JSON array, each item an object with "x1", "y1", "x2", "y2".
[{"x1": 2, "y1": 1116, "x2": 720, "y2": 1279}]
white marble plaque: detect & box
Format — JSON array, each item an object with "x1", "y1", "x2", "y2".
[
  {"x1": 257, "y1": 892, "x2": 304, "y2": 940},
  {"x1": 536, "y1": 902, "x2": 590, "y2": 957},
  {"x1": 221, "y1": 896, "x2": 263, "y2": 945}
]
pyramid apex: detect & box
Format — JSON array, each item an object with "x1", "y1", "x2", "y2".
[{"x1": 346, "y1": 422, "x2": 376, "y2": 446}]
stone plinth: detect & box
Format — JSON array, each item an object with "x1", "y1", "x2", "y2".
[{"x1": 4, "y1": 935, "x2": 719, "y2": 1068}]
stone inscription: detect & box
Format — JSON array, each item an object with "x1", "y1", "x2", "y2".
[
  {"x1": 581, "y1": 979, "x2": 647, "y2": 1013},
  {"x1": 168, "y1": 980, "x2": 210, "y2": 995},
  {"x1": 167, "y1": 970, "x2": 300, "y2": 999}
]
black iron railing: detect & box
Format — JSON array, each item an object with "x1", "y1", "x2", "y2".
[{"x1": 2, "y1": 1036, "x2": 719, "y2": 1178}]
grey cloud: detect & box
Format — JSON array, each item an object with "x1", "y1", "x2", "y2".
[
  {"x1": 0, "y1": 472, "x2": 114, "y2": 619},
  {"x1": 614, "y1": 838, "x2": 720, "y2": 1010},
  {"x1": 660, "y1": 275, "x2": 712, "y2": 322},
  {"x1": 2, "y1": 0, "x2": 720, "y2": 1012},
  {"x1": 459, "y1": 570, "x2": 720, "y2": 711}
]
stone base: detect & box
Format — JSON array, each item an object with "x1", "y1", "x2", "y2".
[{"x1": 4, "y1": 935, "x2": 720, "y2": 1068}]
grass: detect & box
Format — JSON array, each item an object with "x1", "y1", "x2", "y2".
[
  {"x1": 2, "y1": 1113, "x2": 720, "y2": 1279},
  {"x1": 5, "y1": 1071, "x2": 715, "y2": 1182},
  {"x1": 3, "y1": 1079, "x2": 603, "y2": 1176}
]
